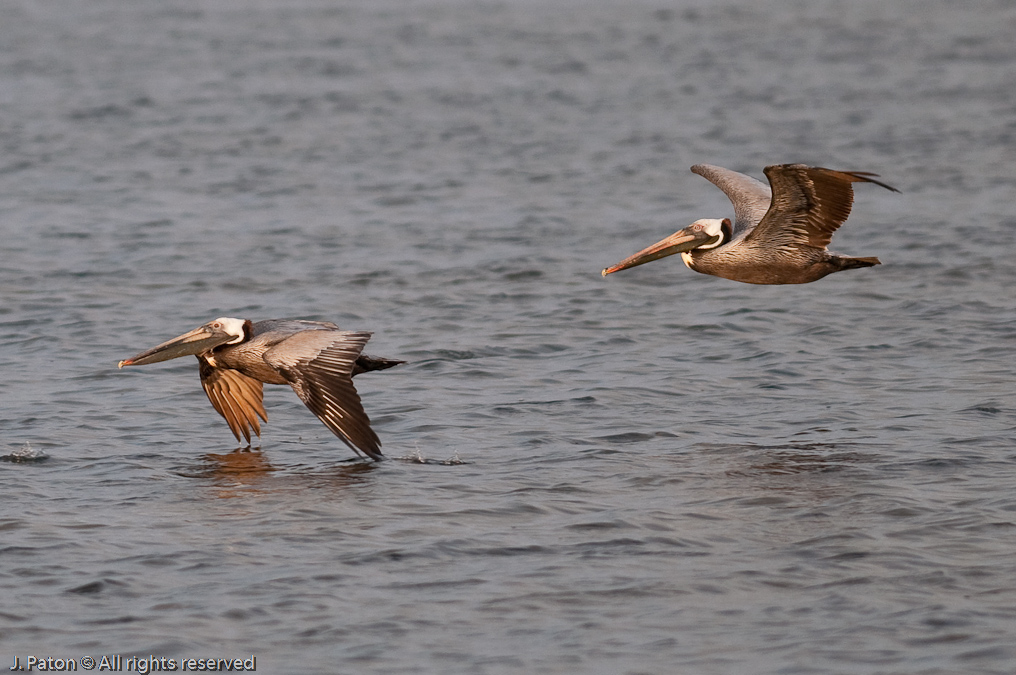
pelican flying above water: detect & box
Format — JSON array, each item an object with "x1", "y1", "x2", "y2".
[
  {"x1": 602, "y1": 163, "x2": 898, "y2": 284},
  {"x1": 118, "y1": 318, "x2": 403, "y2": 460}
]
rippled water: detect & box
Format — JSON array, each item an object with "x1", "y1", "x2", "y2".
[{"x1": 3, "y1": 1, "x2": 1016, "y2": 673}]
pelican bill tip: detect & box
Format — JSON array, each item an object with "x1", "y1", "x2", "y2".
[{"x1": 117, "y1": 359, "x2": 128, "y2": 369}]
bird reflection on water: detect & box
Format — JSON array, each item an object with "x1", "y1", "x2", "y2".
[
  {"x1": 690, "y1": 442, "x2": 882, "y2": 506},
  {"x1": 176, "y1": 448, "x2": 379, "y2": 499},
  {"x1": 722, "y1": 444, "x2": 875, "y2": 477}
]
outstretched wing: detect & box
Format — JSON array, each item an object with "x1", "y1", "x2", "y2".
[
  {"x1": 199, "y1": 358, "x2": 268, "y2": 443},
  {"x1": 691, "y1": 164, "x2": 773, "y2": 237},
  {"x1": 747, "y1": 164, "x2": 898, "y2": 251},
  {"x1": 263, "y1": 330, "x2": 382, "y2": 460}
]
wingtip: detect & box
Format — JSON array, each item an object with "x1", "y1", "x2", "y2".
[
  {"x1": 354, "y1": 444, "x2": 384, "y2": 461},
  {"x1": 834, "y1": 169, "x2": 901, "y2": 193},
  {"x1": 866, "y1": 176, "x2": 901, "y2": 194}
]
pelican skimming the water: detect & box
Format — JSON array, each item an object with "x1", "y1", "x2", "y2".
[
  {"x1": 118, "y1": 318, "x2": 403, "y2": 460},
  {"x1": 602, "y1": 163, "x2": 898, "y2": 284}
]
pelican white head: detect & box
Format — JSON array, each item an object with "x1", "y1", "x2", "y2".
[
  {"x1": 207, "y1": 317, "x2": 248, "y2": 345},
  {"x1": 686, "y1": 219, "x2": 728, "y2": 250}
]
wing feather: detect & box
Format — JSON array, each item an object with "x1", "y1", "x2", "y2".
[
  {"x1": 263, "y1": 331, "x2": 382, "y2": 460},
  {"x1": 747, "y1": 164, "x2": 898, "y2": 251},
  {"x1": 691, "y1": 164, "x2": 773, "y2": 236},
  {"x1": 199, "y1": 359, "x2": 267, "y2": 443}
]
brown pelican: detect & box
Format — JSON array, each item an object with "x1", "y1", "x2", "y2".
[
  {"x1": 118, "y1": 318, "x2": 403, "y2": 460},
  {"x1": 602, "y1": 163, "x2": 899, "y2": 284}
]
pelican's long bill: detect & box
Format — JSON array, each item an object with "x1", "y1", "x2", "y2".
[
  {"x1": 118, "y1": 324, "x2": 235, "y2": 368},
  {"x1": 602, "y1": 227, "x2": 720, "y2": 276}
]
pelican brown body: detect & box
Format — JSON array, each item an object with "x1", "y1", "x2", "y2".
[
  {"x1": 602, "y1": 163, "x2": 899, "y2": 285},
  {"x1": 118, "y1": 318, "x2": 403, "y2": 460}
]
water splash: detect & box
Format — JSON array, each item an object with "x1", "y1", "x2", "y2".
[{"x1": 1, "y1": 441, "x2": 49, "y2": 463}]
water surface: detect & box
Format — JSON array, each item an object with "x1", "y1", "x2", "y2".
[{"x1": 2, "y1": 1, "x2": 1016, "y2": 673}]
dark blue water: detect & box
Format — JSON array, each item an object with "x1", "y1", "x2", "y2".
[{"x1": 3, "y1": 1, "x2": 1016, "y2": 673}]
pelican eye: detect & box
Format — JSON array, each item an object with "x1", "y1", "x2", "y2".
[{"x1": 212, "y1": 322, "x2": 222, "y2": 329}]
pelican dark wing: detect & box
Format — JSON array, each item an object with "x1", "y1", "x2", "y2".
[
  {"x1": 747, "y1": 164, "x2": 899, "y2": 251},
  {"x1": 199, "y1": 359, "x2": 268, "y2": 443},
  {"x1": 691, "y1": 164, "x2": 772, "y2": 236},
  {"x1": 263, "y1": 330, "x2": 381, "y2": 460}
]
